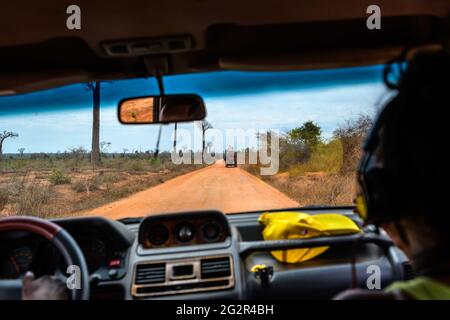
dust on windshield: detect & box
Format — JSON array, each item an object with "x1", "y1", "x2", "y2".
[{"x1": 0, "y1": 66, "x2": 386, "y2": 219}]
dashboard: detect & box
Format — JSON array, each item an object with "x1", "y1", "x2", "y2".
[{"x1": 0, "y1": 208, "x2": 413, "y2": 300}]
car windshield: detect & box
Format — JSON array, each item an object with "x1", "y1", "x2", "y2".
[{"x1": 0, "y1": 66, "x2": 389, "y2": 220}]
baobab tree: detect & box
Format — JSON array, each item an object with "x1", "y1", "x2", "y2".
[
  {"x1": 154, "y1": 125, "x2": 163, "y2": 159},
  {"x1": 197, "y1": 120, "x2": 213, "y2": 162},
  {"x1": 84, "y1": 81, "x2": 101, "y2": 167},
  {"x1": 0, "y1": 131, "x2": 18, "y2": 160},
  {"x1": 84, "y1": 81, "x2": 113, "y2": 167},
  {"x1": 173, "y1": 122, "x2": 178, "y2": 153}
]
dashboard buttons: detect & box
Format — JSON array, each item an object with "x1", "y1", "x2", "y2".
[
  {"x1": 108, "y1": 269, "x2": 118, "y2": 279},
  {"x1": 174, "y1": 223, "x2": 195, "y2": 242}
]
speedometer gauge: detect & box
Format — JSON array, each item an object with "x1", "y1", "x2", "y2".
[
  {"x1": 1, "y1": 247, "x2": 33, "y2": 279},
  {"x1": 10, "y1": 247, "x2": 33, "y2": 273},
  {"x1": 78, "y1": 238, "x2": 107, "y2": 272}
]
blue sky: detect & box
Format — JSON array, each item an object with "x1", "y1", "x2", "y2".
[{"x1": 0, "y1": 66, "x2": 391, "y2": 153}]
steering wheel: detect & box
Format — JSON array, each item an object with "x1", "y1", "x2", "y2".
[{"x1": 0, "y1": 216, "x2": 90, "y2": 300}]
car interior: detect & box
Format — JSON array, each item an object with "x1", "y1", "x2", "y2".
[{"x1": 0, "y1": 0, "x2": 449, "y2": 300}]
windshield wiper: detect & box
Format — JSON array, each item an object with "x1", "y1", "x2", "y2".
[
  {"x1": 298, "y1": 204, "x2": 353, "y2": 209},
  {"x1": 117, "y1": 217, "x2": 143, "y2": 224}
]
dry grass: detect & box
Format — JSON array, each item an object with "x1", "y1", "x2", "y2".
[
  {"x1": 14, "y1": 185, "x2": 52, "y2": 217},
  {"x1": 262, "y1": 172, "x2": 356, "y2": 207},
  {"x1": 0, "y1": 157, "x2": 203, "y2": 218},
  {"x1": 0, "y1": 188, "x2": 8, "y2": 212}
]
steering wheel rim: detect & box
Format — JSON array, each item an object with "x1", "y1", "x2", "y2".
[{"x1": 0, "y1": 216, "x2": 90, "y2": 300}]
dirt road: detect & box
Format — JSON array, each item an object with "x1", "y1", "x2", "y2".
[{"x1": 81, "y1": 161, "x2": 298, "y2": 219}]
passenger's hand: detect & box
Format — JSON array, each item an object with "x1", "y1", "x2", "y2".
[{"x1": 22, "y1": 271, "x2": 68, "y2": 300}]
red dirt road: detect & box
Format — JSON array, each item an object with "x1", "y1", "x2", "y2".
[{"x1": 81, "y1": 162, "x2": 299, "y2": 219}]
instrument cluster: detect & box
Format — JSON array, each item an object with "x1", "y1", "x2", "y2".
[{"x1": 139, "y1": 211, "x2": 230, "y2": 248}]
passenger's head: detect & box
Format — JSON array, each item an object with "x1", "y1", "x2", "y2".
[{"x1": 359, "y1": 50, "x2": 450, "y2": 258}]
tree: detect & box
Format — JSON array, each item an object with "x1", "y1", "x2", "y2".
[
  {"x1": 84, "y1": 81, "x2": 101, "y2": 167},
  {"x1": 173, "y1": 122, "x2": 178, "y2": 153},
  {"x1": 68, "y1": 146, "x2": 87, "y2": 161},
  {"x1": 18, "y1": 148, "x2": 25, "y2": 158},
  {"x1": 287, "y1": 121, "x2": 322, "y2": 147},
  {"x1": 197, "y1": 120, "x2": 213, "y2": 162},
  {"x1": 84, "y1": 81, "x2": 113, "y2": 167},
  {"x1": 0, "y1": 131, "x2": 18, "y2": 160},
  {"x1": 100, "y1": 141, "x2": 111, "y2": 159},
  {"x1": 333, "y1": 114, "x2": 373, "y2": 174},
  {"x1": 154, "y1": 125, "x2": 163, "y2": 159}
]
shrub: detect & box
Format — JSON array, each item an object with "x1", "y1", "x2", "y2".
[
  {"x1": 333, "y1": 114, "x2": 373, "y2": 175},
  {"x1": 71, "y1": 180, "x2": 86, "y2": 193},
  {"x1": 5, "y1": 179, "x2": 25, "y2": 197},
  {"x1": 71, "y1": 179, "x2": 100, "y2": 193},
  {"x1": 48, "y1": 169, "x2": 71, "y2": 185},
  {"x1": 14, "y1": 185, "x2": 51, "y2": 217},
  {"x1": 129, "y1": 160, "x2": 145, "y2": 172},
  {"x1": 148, "y1": 158, "x2": 161, "y2": 166},
  {"x1": 93, "y1": 172, "x2": 122, "y2": 184},
  {"x1": 264, "y1": 173, "x2": 356, "y2": 207},
  {"x1": 0, "y1": 188, "x2": 9, "y2": 212},
  {"x1": 288, "y1": 139, "x2": 343, "y2": 176},
  {"x1": 109, "y1": 186, "x2": 130, "y2": 198}
]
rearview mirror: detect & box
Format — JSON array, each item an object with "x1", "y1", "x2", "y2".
[{"x1": 118, "y1": 94, "x2": 206, "y2": 124}]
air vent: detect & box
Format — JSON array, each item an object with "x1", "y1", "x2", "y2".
[
  {"x1": 135, "y1": 263, "x2": 166, "y2": 285},
  {"x1": 132, "y1": 256, "x2": 234, "y2": 297},
  {"x1": 402, "y1": 261, "x2": 415, "y2": 280},
  {"x1": 201, "y1": 257, "x2": 231, "y2": 279}
]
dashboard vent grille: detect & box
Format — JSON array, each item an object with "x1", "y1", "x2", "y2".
[
  {"x1": 132, "y1": 256, "x2": 234, "y2": 297},
  {"x1": 402, "y1": 261, "x2": 415, "y2": 280},
  {"x1": 201, "y1": 257, "x2": 231, "y2": 279},
  {"x1": 135, "y1": 263, "x2": 166, "y2": 285}
]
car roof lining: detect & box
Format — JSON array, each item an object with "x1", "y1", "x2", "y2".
[{"x1": 0, "y1": 0, "x2": 449, "y2": 95}]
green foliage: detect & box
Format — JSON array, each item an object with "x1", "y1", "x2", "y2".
[
  {"x1": 287, "y1": 121, "x2": 322, "y2": 147},
  {"x1": 288, "y1": 139, "x2": 343, "y2": 176},
  {"x1": 148, "y1": 158, "x2": 161, "y2": 166},
  {"x1": 48, "y1": 169, "x2": 71, "y2": 185}
]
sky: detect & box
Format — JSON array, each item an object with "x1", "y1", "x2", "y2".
[{"x1": 0, "y1": 65, "x2": 392, "y2": 154}]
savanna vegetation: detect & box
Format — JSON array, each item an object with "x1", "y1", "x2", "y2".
[
  {"x1": 244, "y1": 115, "x2": 373, "y2": 207},
  {"x1": 0, "y1": 149, "x2": 204, "y2": 218},
  {"x1": 0, "y1": 80, "x2": 208, "y2": 218}
]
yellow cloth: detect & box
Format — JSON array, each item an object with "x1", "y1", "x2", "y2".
[{"x1": 258, "y1": 212, "x2": 361, "y2": 263}]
